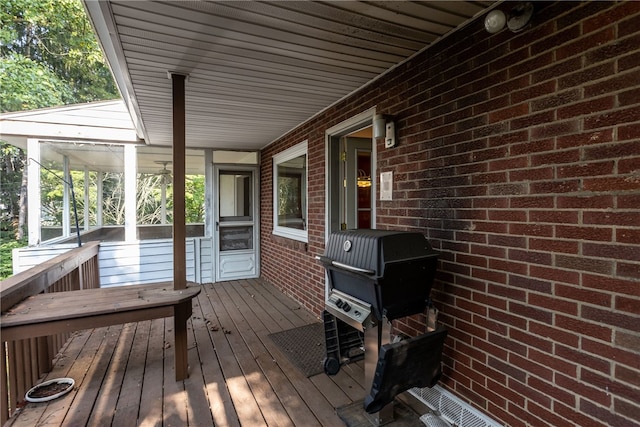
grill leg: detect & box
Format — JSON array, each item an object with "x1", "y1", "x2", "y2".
[{"x1": 364, "y1": 317, "x2": 394, "y2": 426}]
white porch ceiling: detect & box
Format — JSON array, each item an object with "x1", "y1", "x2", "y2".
[{"x1": 84, "y1": 1, "x2": 493, "y2": 151}]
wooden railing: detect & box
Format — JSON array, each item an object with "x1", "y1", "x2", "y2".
[{"x1": 0, "y1": 241, "x2": 100, "y2": 424}]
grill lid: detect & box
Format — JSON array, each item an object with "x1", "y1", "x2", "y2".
[{"x1": 321, "y1": 229, "x2": 438, "y2": 277}]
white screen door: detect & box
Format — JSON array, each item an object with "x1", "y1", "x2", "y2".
[{"x1": 214, "y1": 165, "x2": 259, "y2": 281}]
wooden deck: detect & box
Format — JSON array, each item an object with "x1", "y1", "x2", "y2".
[{"x1": 5, "y1": 279, "x2": 427, "y2": 426}]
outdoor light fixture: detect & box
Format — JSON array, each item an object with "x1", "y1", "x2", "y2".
[
  {"x1": 484, "y1": 2, "x2": 534, "y2": 34},
  {"x1": 357, "y1": 169, "x2": 372, "y2": 188},
  {"x1": 484, "y1": 9, "x2": 506, "y2": 33},
  {"x1": 373, "y1": 114, "x2": 396, "y2": 148}
]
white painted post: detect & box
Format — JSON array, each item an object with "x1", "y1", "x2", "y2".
[
  {"x1": 161, "y1": 181, "x2": 167, "y2": 225},
  {"x1": 96, "y1": 171, "x2": 103, "y2": 227},
  {"x1": 63, "y1": 156, "x2": 70, "y2": 238},
  {"x1": 84, "y1": 166, "x2": 90, "y2": 230},
  {"x1": 27, "y1": 139, "x2": 41, "y2": 246},
  {"x1": 204, "y1": 149, "x2": 213, "y2": 238},
  {"x1": 124, "y1": 144, "x2": 137, "y2": 241}
]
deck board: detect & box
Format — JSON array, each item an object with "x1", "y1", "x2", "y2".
[
  {"x1": 213, "y1": 284, "x2": 291, "y2": 427},
  {"x1": 200, "y1": 283, "x2": 267, "y2": 427},
  {"x1": 113, "y1": 320, "x2": 151, "y2": 427},
  {"x1": 137, "y1": 318, "x2": 165, "y2": 427},
  {"x1": 10, "y1": 329, "x2": 91, "y2": 427},
  {"x1": 220, "y1": 283, "x2": 322, "y2": 427},
  {"x1": 190, "y1": 297, "x2": 240, "y2": 427},
  {"x1": 89, "y1": 322, "x2": 136, "y2": 427},
  {"x1": 161, "y1": 315, "x2": 188, "y2": 427},
  {"x1": 5, "y1": 279, "x2": 428, "y2": 426},
  {"x1": 67, "y1": 326, "x2": 124, "y2": 426}
]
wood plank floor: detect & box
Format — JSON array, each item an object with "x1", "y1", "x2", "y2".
[{"x1": 5, "y1": 279, "x2": 427, "y2": 426}]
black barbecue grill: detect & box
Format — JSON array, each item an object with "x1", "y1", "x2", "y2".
[
  {"x1": 319, "y1": 229, "x2": 440, "y2": 321},
  {"x1": 318, "y1": 229, "x2": 447, "y2": 425}
]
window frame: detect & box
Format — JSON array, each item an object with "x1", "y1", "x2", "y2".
[{"x1": 272, "y1": 140, "x2": 308, "y2": 242}]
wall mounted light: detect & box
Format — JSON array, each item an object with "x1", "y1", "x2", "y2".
[
  {"x1": 484, "y1": 9, "x2": 506, "y2": 34},
  {"x1": 484, "y1": 2, "x2": 534, "y2": 34},
  {"x1": 373, "y1": 114, "x2": 396, "y2": 148},
  {"x1": 373, "y1": 114, "x2": 387, "y2": 138}
]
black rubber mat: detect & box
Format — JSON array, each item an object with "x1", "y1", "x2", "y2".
[{"x1": 268, "y1": 323, "x2": 325, "y2": 377}]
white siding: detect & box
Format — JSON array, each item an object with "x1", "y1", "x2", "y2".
[
  {"x1": 12, "y1": 238, "x2": 214, "y2": 287},
  {"x1": 12, "y1": 244, "x2": 78, "y2": 273}
]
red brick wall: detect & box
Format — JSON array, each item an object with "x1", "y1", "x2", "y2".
[{"x1": 260, "y1": 2, "x2": 640, "y2": 426}]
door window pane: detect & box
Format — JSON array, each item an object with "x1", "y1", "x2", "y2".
[
  {"x1": 219, "y1": 171, "x2": 252, "y2": 221},
  {"x1": 220, "y1": 225, "x2": 253, "y2": 251}
]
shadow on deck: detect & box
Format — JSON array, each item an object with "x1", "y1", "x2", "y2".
[{"x1": 5, "y1": 279, "x2": 426, "y2": 426}]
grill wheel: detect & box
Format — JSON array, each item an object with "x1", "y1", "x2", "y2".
[{"x1": 323, "y1": 357, "x2": 340, "y2": 375}]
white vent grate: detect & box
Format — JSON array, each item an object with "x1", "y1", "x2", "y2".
[
  {"x1": 411, "y1": 385, "x2": 502, "y2": 427},
  {"x1": 421, "y1": 412, "x2": 453, "y2": 427},
  {"x1": 441, "y1": 393, "x2": 464, "y2": 422}
]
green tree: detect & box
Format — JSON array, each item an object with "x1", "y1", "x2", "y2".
[
  {"x1": 0, "y1": 54, "x2": 73, "y2": 111},
  {"x1": 0, "y1": 141, "x2": 27, "y2": 235},
  {"x1": 185, "y1": 175, "x2": 205, "y2": 223},
  {"x1": 1, "y1": 0, "x2": 119, "y2": 278},
  {"x1": 0, "y1": 0, "x2": 118, "y2": 112}
]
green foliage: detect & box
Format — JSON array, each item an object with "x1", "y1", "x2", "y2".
[
  {"x1": 0, "y1": 236, "x2": 27, "y2": 279},
  {"x1": 0, "y1": 0, "x2": 118, "y2": 112},
  {"x1": 36, "y1": 168, "x2": 206, "y2": 228},
  {"x1": 185, "y1": 175, "x2": 205, "y2": 223},
  {"x1": 0, "y1": 141, "x2": 26, "y2": 234},
  {"x1": 1, "y1": 0, "x2": 120, "y2": 252},
  {"x1": 134, "y1": 174, "x2": 206, "y2": 225},
  {"x1": 0, "y1": 0, "x2": 206, "y2": 281},
  {"x1": 0, "y1": 54, "x2": 74, "y2": 111}
]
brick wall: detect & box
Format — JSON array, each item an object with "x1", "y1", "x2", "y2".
[{"x1": 260, "y1": 2, "x2": 640, "y2": 426}]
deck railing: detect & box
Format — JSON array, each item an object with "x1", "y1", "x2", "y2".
[{"x1": 0, "y1": 241, "x2": 100, "y2": 424}]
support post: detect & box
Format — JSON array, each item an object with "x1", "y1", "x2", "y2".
[
  {"x1": 171, "y1": 72, "x2": 187, "y2": 291},
  {"x1": 96, "y1": 171, "x2": 103, "y2": 227},
  {"x1": 174, "y1": 301, "x2": 191, "y2": 381},
  {"x1": 27, "y1": 139, "x2": 41, "y2": 246},
  {"x1": 171, "y1": 72, "x2": 188, "y2": 381},
  {"x1": 124, "y1": 144, "x2": 137, "y2": 241},
  {"x1": 204, "y1": 149, "x2": 214, "y2": 238},
  {"x1": 63, "y1": 156, "x2": 70, "y2": 238},
  {"x1": 84, "y1": 166, "x2": 90, "y2": 231}
]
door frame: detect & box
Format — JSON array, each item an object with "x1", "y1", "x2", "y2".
[
  {"x1": 324, "y1": 107, "x2": 378, "y2": 242},
  {"x1": 345, "y1": 138, "x2": 372, "y2": 229},
  {"x1": 213, "y1": 164, "x2": 260, "y2": 282}
]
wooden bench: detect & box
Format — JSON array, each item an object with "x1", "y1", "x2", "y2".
[{"x1": 1, "y1": 282, "x2": 200, "y2": 380}]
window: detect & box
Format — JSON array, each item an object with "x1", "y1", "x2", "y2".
[
  {"x1": 273, "y1": 141, "x2": 307, "y2": 242},
  {"x1": 219, "y1": 171, "x2": 253, "y2": 251}
]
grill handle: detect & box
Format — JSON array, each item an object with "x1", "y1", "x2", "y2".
[
  {"x1": 331, "y1": 260, "x2": 375, "y2": 275},
  {"x1": 316, "y1": 255, "x2": 375, "y2": 275}
]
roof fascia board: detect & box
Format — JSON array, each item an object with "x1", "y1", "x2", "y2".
[
  {"x1": 82, "y1": 0, "x2": 148, "y2": 143},
  {"x1": 0, "y1": 100, "x2": 122, "y2": 119},
  {"x1": 0, "y1": 120, "x2": 139, "y2": 143}
]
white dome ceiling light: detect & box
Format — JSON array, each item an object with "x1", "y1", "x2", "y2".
[{"x1": 484, "y1": 2, "x2": 535, "y2": 34}]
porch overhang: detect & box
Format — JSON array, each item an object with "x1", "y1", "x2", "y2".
[
  {"x1": 83, "y1": 0, "x2": 494, "y2": 151},
  {"x1": 0, "y1": 100, "x2": 140, "y2": 148}
]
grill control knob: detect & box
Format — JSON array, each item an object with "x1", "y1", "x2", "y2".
[
  {"x1": 342, "y1": 302, "x2": 351, "y2": 312},
  {"x1": 336, "y1": 299, "x2": 344, "y2": 309}
]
